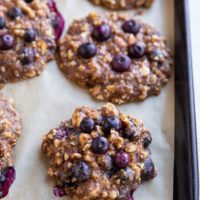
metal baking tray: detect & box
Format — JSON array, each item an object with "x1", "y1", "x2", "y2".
[{"x1": 174, "y1": 0, "x2": 199, "y2": 199}]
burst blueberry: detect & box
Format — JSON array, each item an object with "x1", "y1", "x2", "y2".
[
  {"x1": 122, "y1": 20, "x2": 140, "y2": 35},
  {"x1": 142, "y1": 135, "x2": 152, "y2": 148},
  {"x1": 0, "y1": 34, "x2": 14, "y2": 50},
  {"x1": 92, "y1": 24, "x2": 111, "y2": 42},
  {"x1": 141, "y1": 158, "x2": 155, "y2": 181},
  {"x1": 78, "y1": 43, "x2": 97, "y2": 59},
  {"x1": 21, "y1": 47, "x2": 35, "y2": 65},
  {"x1": 71, "y1": 161, "x2": 91, "y2": 183},
  {"x1": 128, "y1": 43, "x2": 145, "y2": 59},
  {"x1": 114, "y1": 152, "x2": 130, "y2": 168},
  {"x1": 91, "y1": 136, "x2": 109, "y2": 154},
  {"x1": 123, "y1": 127, "x2": 136, "y2": 141},
  {"x1": 111, "y1": 54, "x2": 131, "y2": 72}
]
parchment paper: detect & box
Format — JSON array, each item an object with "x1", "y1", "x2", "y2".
[{"x1": 2, "y1": 0, "x2": 174, "y2": 199}]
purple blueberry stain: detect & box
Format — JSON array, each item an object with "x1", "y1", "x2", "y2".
[
  {"x1": 92, "y1": 24, "x2": 112, "y2": 42},
  {"x1": 53, "y1": 186, "x2": 67, "y2": 197},
  {"x1": 114, "y1": 152, "x2": 130, "y2": 168},
  {"x1": 48, "y1": 0, "x2": 65, "y2": 41},
  {"x1": 55, "y1": 127, "x2": 68, "y2": 139},
  {"x1": 111, "y1": 54, "x2": 131, "y2": 73},
  {"x1": 21, "y1": 47, "x2": 35, "y2": 65},
  {"x1": 0, "y1": 167, "x2": 16, "y2": 199}
]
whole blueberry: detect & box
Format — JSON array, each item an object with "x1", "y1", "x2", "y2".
[
  {"x1": 78, "y1": 43, "x2": 97, "y2": 59},
  {"x1": 71, "y1": 161, "x2": 91, "y2": 183},
  {"x1": 80, "y1": 117, "x2": 95, "y2": 133},
  {"x1": 102, "y1": 116, "x2": 122, "y2": 134},
  {"x1": 21, "y1": 47, "x2": 35, "y2": 65},
  {"x1": 24, "y1": 29, "x2": 36, "y2": 43},
  {"x1": 114, "y1": 152, "x2": 130, "y2": 168},
  {"x1": 25, "y1": 0, "x2": 33, "y2": 3},
  {"x1": 141, "y1": 158, "x2": 155, "y2": 181},
  {"x1": 111, "y1": 54, "x2": 131, "y2": 72},
  {"x1": 128, "y1": 43, "x2": 145, "y2": 59},
  {"x1": 8, "y1": 7, "x2": 22, "y2": 19},
  {"x1": 91, "y1": 136, "x2": 109, "y2": 154},
  {"x1": 0, "y1": 34, "x2": 14, "y2": 50},
  {"x1": 0, "y1": 17, "x2": 5, "y2": 29},
  {"x1": 142, "y1": 135, "x2": 152, "y2": 148},
  {"x1": 122, "y1": 20, "x2": 140, "y2": 35},
  {"x1": 92, "y1": 24, "x2": 111, "y2": 42}
]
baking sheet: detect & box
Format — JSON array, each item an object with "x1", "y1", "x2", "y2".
[{"x1": 2, "y1": 0, "x2": 174, "y2": 199}]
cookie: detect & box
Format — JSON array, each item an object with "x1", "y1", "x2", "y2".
[
  {"x1": 0, "y1": 0, "x2": 64, "y2": 86},
  {"x1": 56, "y1": 13, "x2": 172, "y2": 104},
  {"x1": 42, "y1": 103, "x2": 156, "y2": 200},
  {"x1": 90, "y1": 0, "x2": 154, "y2": 10},
  {"x1": 0, "y1": 95, "x2": 21, "y2": 198}
]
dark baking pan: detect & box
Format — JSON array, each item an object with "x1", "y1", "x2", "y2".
[{"x1": 174, "y1": 0, "x2": 199, "y2": 199}]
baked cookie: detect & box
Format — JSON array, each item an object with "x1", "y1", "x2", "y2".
[
  {"x1": 90, "y1": 0, "x2": 154, "y2": 10},
  {"x1": 56, "y1": 13, "x2": 172, "y2": 104},
  {"x1": 0, "y1": 95, "x2": 21, "y2": 198},
  {"x1": 42, "y1": 103, "x2": 156, "y2": 200},
  {"x1": 0, "y1": 0, "x2": 64, "y2": 86}
]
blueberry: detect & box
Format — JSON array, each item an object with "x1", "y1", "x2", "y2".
[
  {"x1": 24, "y1": 29, "x2": 36, "y2": 43},
  {"x1": 92, "y1": 24, "x2": 111, "y2": 42},
  {"x1": 55, "y1": 127, "x2": 68, "y2": 139},
  {"x1": 122, "y1": 20, "x2": 140, "y2": 35},
  {"x1": 142, "y1": 134, "x2": 152, "y2": 148},
  {"x1": 102, "y1": 116, "x2": 122, "y2": 134},
  {"x1": 8, "y1": 7, "x2": 22, "y2": 19},
  {"x1": 0, "y1": 175, "x2": 5, "y2": 184},
  {"x1": 141, "y1": 158, "x2": 155, "y2": 181},
  {"x1": 123, "y1": 126, "x2": 136, "y2": 141},
  {"x1": 111, "y1": 54, "x2": 131, "y2": 72},
  {"x1": 97, "y1": 155, "x2": 113, "y2": 171},
  {"x1": 78, "y1": 43, "x2": 97, "y2": 59},
  {"x1": 91, "y1": 136, "x2": 109, "y2": 154},
  {"x1": 53, "y1": 186, "x2": 66, "y2": 197},
  {"x1": 71, "y1": 161, "x2": 91, "y2": 183},
  {"x1": 21, "y1": 47, "x2": 35, "y2": 65},
  {"x1": 25, "y1": 0, "x2": 33, "y2": 3},
  {"x1": 128, "y1": 43, "x2": 145, "y2": 59},
  {"x1": 0, "y1": 34, "x2": 14, "y2": 50},
  {"x1": 80, "y1": 117, "x2": 95, "y2": 133},
  {"x1": 114, "y1": 152, "x2": 130, "y2": 168},
  {"x1": 0, "y1": 167, "x2": 16, "y2": 199},
  {"x1": 0, "y1": 17, "x2": 5, "y2": 29}
]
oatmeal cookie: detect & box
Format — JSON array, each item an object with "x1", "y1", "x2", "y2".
[
  {"x1": 56, "y1": 12, "x2": 172, "y2": 104},
  {"x1": 90, "y1": 0, "x2": 154, "y2": 10},
  {"x1": 42, "y1": 103, "x2": 157, "y2": 200},
  {"x1": 0, "y1": 0, "x2": 64, "y2": 86},
  {"x1": 0, "y1": 95, "x2": 22, "y2": 198}
]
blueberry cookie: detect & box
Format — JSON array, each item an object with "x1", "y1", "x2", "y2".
[
  {"x1": 0, "y1": 0, "x2": 64, "y2": 86},
  {"x1": 56, "y1": 13, "x2": 172, "y2": 104},
  {"x1": 90, "y1": 0, "x2": 154, "y2": 10},
  {"x1": 42, "y1": 103, "x2": 157, "y2": 200},
  {"x1": 0, "y1": 95, "x2": 21, "y2": 198}
]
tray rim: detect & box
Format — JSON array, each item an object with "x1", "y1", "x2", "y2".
[{"x1": 174, "y1": 0, "x2": 199, "y2": 199}]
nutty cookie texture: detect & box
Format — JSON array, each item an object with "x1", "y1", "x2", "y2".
[
  {"x1": 0, "y1": 95, "x2": 21, "y2": 198},
  {"x1": 42, "y1": 103, "x2": 157, "y2": 200},
  {"x1": 90, "y1": 0, "x2": 154, "y2": 10},
  {"x1": 0, "y1": 0, "x2": 64, "y2": 86},
  {"x1": 56, "y1": 13, "x2": 172, "y2": 104}
]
